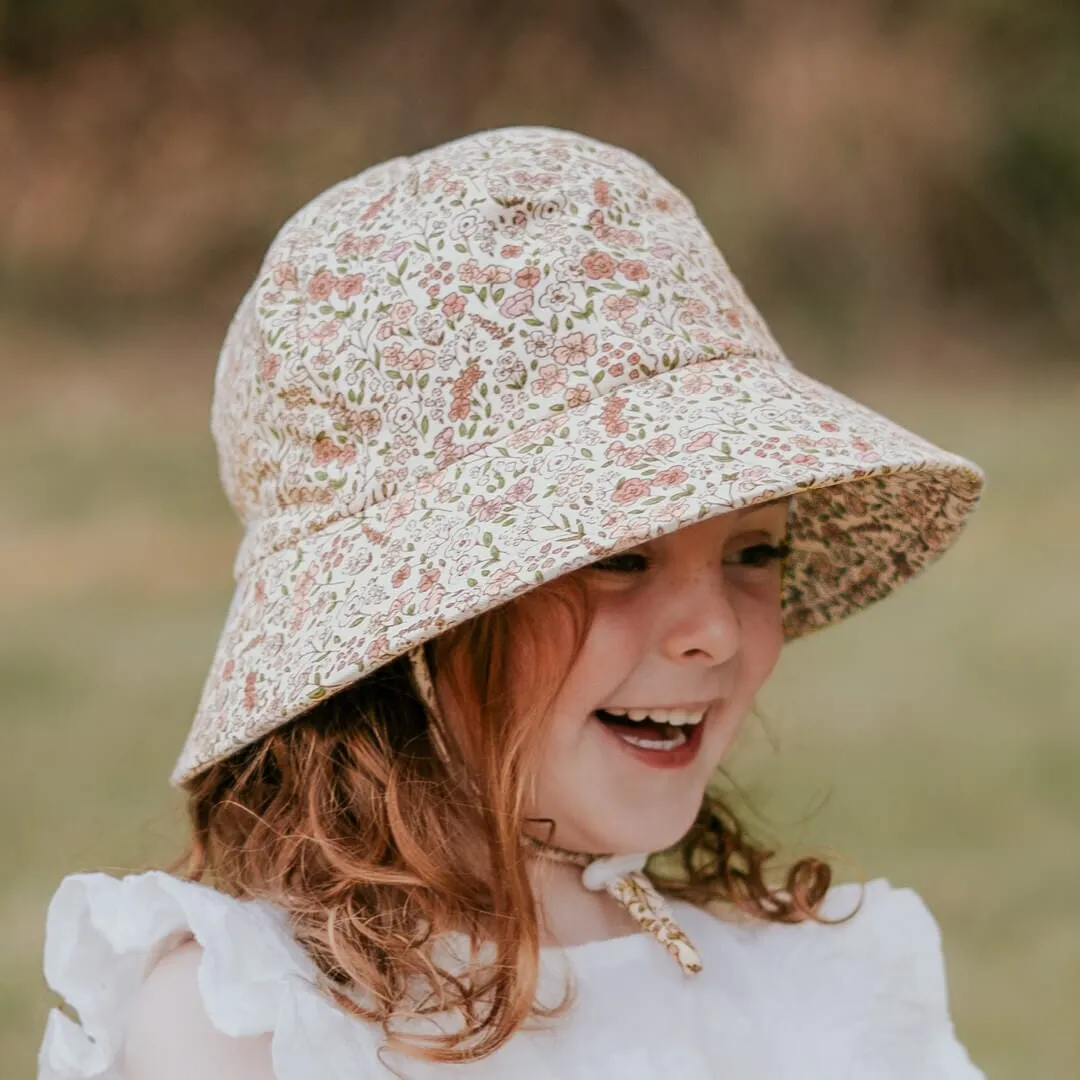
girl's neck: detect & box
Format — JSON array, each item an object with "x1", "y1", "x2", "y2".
[{"x1": 525, "y1": 856, "x2": 642, "y2": 948}]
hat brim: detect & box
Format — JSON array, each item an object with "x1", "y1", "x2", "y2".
[{"x1": 172, "y1": 357, "x2": 983, "y2": 785}]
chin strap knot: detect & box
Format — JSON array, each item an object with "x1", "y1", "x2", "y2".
[{"x1": 407, "y1": 644, "x2": 703, "y2": 977}]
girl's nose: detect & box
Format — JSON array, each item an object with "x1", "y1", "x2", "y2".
[{"x1": 655, "y1": 573, "x2": 741, "y2": 668}]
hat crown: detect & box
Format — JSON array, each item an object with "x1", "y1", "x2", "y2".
[{"x1": 213, "y1": 126, "x2": 788, "y2": 577}]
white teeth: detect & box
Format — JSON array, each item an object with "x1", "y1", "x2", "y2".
[
  {"x1": 616, "y1": 729, "x2": 689, "y2": 751},
  {"x1": 599, "y1": 706, "x2": 707, "y2": 726}
]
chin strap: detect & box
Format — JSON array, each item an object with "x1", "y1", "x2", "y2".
[{"x1": 406, "y1": 644, "x2": 703, "y2": 976}]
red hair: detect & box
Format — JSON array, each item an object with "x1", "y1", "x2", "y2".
[{"x1": 172, "y1": 570, "x2": 843, "y2": 1066}]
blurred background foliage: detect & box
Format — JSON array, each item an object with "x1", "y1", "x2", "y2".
[
  {"x1": 1, "y1": 0, "x2": 1079, "y2": 358},
  {"x1": 2, "y1": 1, "x2": 1078, "y2": 1076}
]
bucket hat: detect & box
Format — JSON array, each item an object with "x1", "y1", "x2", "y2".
[{"x1": 171, "y1": 125, "x2": 984, "y2": 787}]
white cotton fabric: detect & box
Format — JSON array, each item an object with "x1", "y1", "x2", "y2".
[{"x1": 37, "y1": 870, "x2": 985, "y2": 1080}]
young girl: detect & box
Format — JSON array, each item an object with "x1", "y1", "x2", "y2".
[{"x1": 38, "y1": 126, "x2": 987, "y2": 1079}]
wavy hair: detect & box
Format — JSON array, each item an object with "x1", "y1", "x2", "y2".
[{"x1": 172, "y1": 569, "x2": 842, "y2": 1068}]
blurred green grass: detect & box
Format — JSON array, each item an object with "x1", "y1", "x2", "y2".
[{"x1": 3, "y1": 329, "x2": 1078, "y2": 1076}]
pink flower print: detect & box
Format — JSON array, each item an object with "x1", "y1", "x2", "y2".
[
  {"x1": 582, "y1": 250, "x2": 617, "y2": 279},
  {"x1": 422, "y1": 164, "x2": 450, "y2": 191},
  {"x1": 391, "y1": 565, "x2": 410, "y2": 588},
  {"x1": 311, "y1": 319, "x2": 341, "y2": 345},
  {"x1": 419, "y1": 569, "x2": 441, "y2": 591},
  {"x1": 470, "y1": 494, "x2": 500, "y2": 522},
  {"x1": 534, "y1": 363, "x2": 567, "y2": 395},
  {"x1": 501, "y1": 244, "x2": 523, "y2": 258},
  {"x1": 274, "y1": 262, "x2": 298, "y2": 288},
  {"x1": 377, "y1": 321, "x2": 394, "y2": 340},
  {"x1": 791, "y1": 454, "x2": 817, "y2": 465},
  {"x1": 359, "y1": 234, "x2": 385, "y2": 255},
  {"x1": 609, "y1": 363, "x2": 625, "y2": 377},
  {"x1": 485, "y1": 264, "x2": 512, "y2": 284},
  {"x1": 379, "y1": 240, "x2": 409, "y2": 262},
  {"x1": 243, "y1": 671, "x2": 258, "y2": 711},
  {"x1": 335, "y1": 234, "x2": 361, "y2": 259},
  {"x1": 259, "y1": 352, "x2": 280, "y2": 381},
  {"x1": 253, "y1": 579, "x2": 266, "y2": 604},
  {"x1": 337, "y1": 274, "x2": 365, "y2": 299},
  {"x1": 646, "y1": 434, "x2": 676, "y2": 456},
  {"x1": 312, "y1": 435, "x2": 340, "y2": 465},
  {"x1": 312, "y1": 351, "x2": 332, "y2": 368},
  {"x1": 402, "y1": 348, "x2": 435, "y2": 370},
  {"x1": 820, "y1": 420, "x2": 840, "y2": 432},
  {"x1": 725, "y1": 310, "x2": 743, "y2": 329},
  {"x1": 616, "y1": 229, "x2": 643, "y2": 247},
  {"x1": 650, "y1": 242, "x2": 677, "y2": 260},
  {"x1": 358, "y1": 409, "x2": 382, "y2": 435},
  {"x1": 681, "y1": 371, "x2": 712, "y2": 395},
  {"x1": 505, "y1": 477, "x2": 534, "y2": 503},
  {"x1": 609, "y1": 441, "x2": 645, "y2": 467},
  {"x1": 338, "y1": 444, "x2": 357, "y2": 465},
  {"x1": 366, "y1": 635, "x2": 390, "y2": 660},
  {"x1": 524, "y1": 330, "x2": 553, "y2": 358},
  {"x1": 539, "y1": 280, "x2": 573, "y2": 311},
  {"x1": 603, "y1": 295, "x2": 638, "y2": 319},
  {"x1": 499, "y1": 289, "x2": 534, "y2": 318},
  {"x1": 564, "y1": 385, "x2": 591, "y2": 407},
  {"x1": 685, "y1": 432, "x2": 715, "y2": 452},
  {"x1": 308, "y1": 270, "x2": 337, "y2": 301},
  {"x1": 592, "y1": 178, "x2": 612, "y2": 207},
  {"x1": 391, "y1": 300, "x2": 417, "y2": 324},
  {"x1": 484, "y1": 564, "x2": 523, "y2": 599},
  {"x1": 421, "y1": 582, "x2": 447, "y2": 612},
  {"x1": 383, "y1": 341, "x2": 405, "y2": 366},
  {"x1": 601, "y1": 395, "x2": 629, "y2": 436},
  {"x1": 221, "y1": 659, "x2": 236, "y2": 680},
  {"x1": 679, "y1": 299, "x2": 709, "y2": 323},
  {"x1": 515, "y1": 266, "x2": 541, "y2": 289},
  {"x1": 618, "y1": 260, "x2": 649, "y2": 281},
  {"x1": 442, "y1": 292, "x2": 466, "y2": 318},
  {"x1": 553, "y1": 331, "x2": 598, "y2": 366},
  {"x1": 360, "y1": 191, "x2": 394, "y2": 223},
  {"x1": 612, "y1": 477, "x2": 652, "y2": 504},
  {"x1": 653, "y1": 466, "x2": 688, "y2": 486}
]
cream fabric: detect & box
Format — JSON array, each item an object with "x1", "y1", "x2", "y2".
[{"x1": 39, "y1": 870, "x2": 984, "y2": 1079}]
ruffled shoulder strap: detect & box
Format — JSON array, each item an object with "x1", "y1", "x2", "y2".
[
  {"x1": 764, "y1": 878, "x2": 986, "y2": 1078},
  {"x1": 37, "y1": 870, "x2": 383, "y2": 1080}
]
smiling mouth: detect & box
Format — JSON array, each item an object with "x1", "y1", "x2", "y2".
[{"x1": 589, "y1": 708, "x2": 709, "y2": 765}]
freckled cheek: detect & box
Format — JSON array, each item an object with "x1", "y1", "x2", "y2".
[{"x1": 733, "y1": 588, "x2": 785, "y2": 684}]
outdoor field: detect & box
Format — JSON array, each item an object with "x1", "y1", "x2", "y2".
[
  {"x1": 4, "y1": 2, "x2": 1080, "y2": 1075},
  {"x1": 2, "y1": 320, "x2": 1077, "y2": 1076}
]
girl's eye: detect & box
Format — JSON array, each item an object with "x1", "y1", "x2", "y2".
[
  {"x1": 589, "y1": 541, "x2": 791, "y2": 575},
  {"x1": 730, "y1": 541, "x2": 792, "y2": 569},
  {"x1": 589, "y1": 552, "x2": 650, "y2": 574}
]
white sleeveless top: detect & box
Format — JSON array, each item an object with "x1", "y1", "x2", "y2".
[{"x1": 37, "y1": 870, "x2": 984, "y2": 1079}]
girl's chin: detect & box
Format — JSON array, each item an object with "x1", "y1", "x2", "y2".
[{"x1": 564, "y1": 803, "x2": 706, "y2": 858}]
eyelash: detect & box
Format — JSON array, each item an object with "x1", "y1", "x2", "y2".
[{"x1": 590, "y1": 540, "x2": 792, "y2": 575}]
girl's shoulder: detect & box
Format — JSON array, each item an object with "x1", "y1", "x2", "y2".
[
  {"x1": 37, "y1": 869, "x2": 383, "y2": 1080},
  {"x1": 679, "y1": 876, "x2": 956, "y2": 1008},
  {"x1": 673, "y1": 877, "x2": 983, "y2": 1076}
]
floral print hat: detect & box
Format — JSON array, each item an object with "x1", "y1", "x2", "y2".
[{"x1": 171, "y1": 125, "x2": 984, "y2": 788}]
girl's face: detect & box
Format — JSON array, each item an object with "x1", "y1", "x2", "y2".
[{"x1": 523, "y1": 500, "x2": 790, "y2": 855}]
